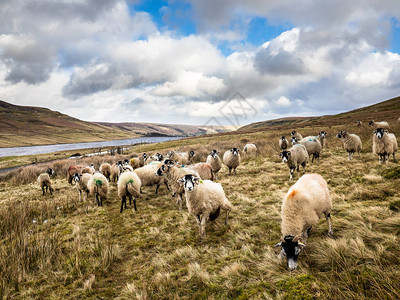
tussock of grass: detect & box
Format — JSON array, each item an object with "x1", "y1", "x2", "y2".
[{"x1": 0, "y1": 121, "x2": 400, "y2": 298}]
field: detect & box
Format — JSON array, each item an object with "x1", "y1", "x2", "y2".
[{"x1": 1, "y1": 116, "x2": 400, "y2": 299}]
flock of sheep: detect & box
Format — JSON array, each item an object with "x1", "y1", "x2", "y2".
[{"x1": 35, "y1": 119, "x2": 398, "y2": 270}]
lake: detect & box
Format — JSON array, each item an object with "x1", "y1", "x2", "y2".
[{"x1": 0, "y1": 136, "x2": 184, "y2": 158}]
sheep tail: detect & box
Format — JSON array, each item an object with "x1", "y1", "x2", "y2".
[{"x1": 126, "y1": 180, "x2": 140, "y2": 197}]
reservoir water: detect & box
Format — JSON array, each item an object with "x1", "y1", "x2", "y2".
[{"x1": 0, "y1": 136, "x2": 184, "y2": 158}]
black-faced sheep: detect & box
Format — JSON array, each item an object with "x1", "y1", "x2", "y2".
[
  {"x1": 280, "y1": 144, "x2": 308, "y2": 180},
  {"x1": 369, "y1": 121, "x2": 389, "y2": 129},
  {"x1": 177, "y1": 174, "x2": 233, "y2": 238},
  {"x1": 299, "y1": 137, "x2": 322, "y2": 163},
  {"x1": 223, "y1": 148, "x2": 241, "y2": 175},
  {"x1": 291, "y1": 131, "x2": 303, "y2": 141},
  {"x1": 275, "y1": 173, "x2": 333, "y2": 271},
  {"x1": 167, "y1": 150, "x2": 195, "y2": 165},
  {"x1": 372, "y1": 128, "x2": 398, "y2": 164},
  {"x1": 111, "y1": 161, "x2": 123, "y2": 182},
  {"x1": 118, "y1": 171, "x2": 141, "y2": 213},
  {"x1": 37, "y1": 168, "x2": 55, "y2": 195},
  {"x1": 67, "y1": 165, "x2": 84, "y2": 185},
  {"x1": 134, "y1": 162, "x2": 169, "y2": 194},
  {"x1": 87, "y1": 172, "x2": 109, "y2": 207},
  {"x1": 99, "y1": 163, "x2": 111, "y2": 181},
  {"x1": 206, "y1": 150, "x2": 222, "y2": 181},
  {"x1": 130, "y1": 153, "x2": 148, "y2": 169},
  {"x1": 73, "y1": 173, "x2": 92, "y2": 202},
  {"x1": 81, "y1": 164, "x2": 95, "y2": 175},
  {"x1": 279, "y1": 136, "x2": 289, "y2": 150},
  {"x1": 336, "y1": 131, "x2": 362, "y2": 160}
]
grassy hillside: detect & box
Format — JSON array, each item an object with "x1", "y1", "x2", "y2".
[
  {"x1": 0, "y1": 105, "x2": 400, "y2": 298},
  {"x1": 0, "y1": 100, "x2": 233, "y2": 148},
  {"x1": 240, "y1": 96, "x2": 400, "y2": 132}
]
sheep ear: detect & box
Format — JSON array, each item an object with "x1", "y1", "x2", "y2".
[
  {"x1": 279, "y1": 153, "x2": 282, "y2": 157},
  {"x1": 292, "y1": 235, "x2": 302, "y2": 242},
  {"x1": 194, "y1": 177, "x2": 200, "y2": 185},
  {"x1": 384, "y1": 129, "x2": 388, "y2": 133},
  {"x1": 373, "y1": 130, "x2": 377, "y2": 133},
  {"x1": 177, "y1": 178, "x2": 185, "y2": 184},
  {"x1": 287, "y1": 151, "x2": 291, "y2": 156}
]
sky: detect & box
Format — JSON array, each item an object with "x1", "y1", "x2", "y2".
[{"x1": 0, "y1": 0, "x2": 400, "y2": 126}]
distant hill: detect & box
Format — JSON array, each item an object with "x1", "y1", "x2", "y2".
[
  {"x1": 0, "y1": 100, "x2": 234, "y2": 148},
  {"x1": 239, "y1": 96, "x2": 400, "y2": 132}
]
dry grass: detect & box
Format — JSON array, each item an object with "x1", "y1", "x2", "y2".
[{"x1": 0, "y1": 121, "x2": 399, "y2": 299}]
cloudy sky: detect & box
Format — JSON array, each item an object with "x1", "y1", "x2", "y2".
[{"x1": 0, "y1": 0, "x2": 400, "y2": 126}]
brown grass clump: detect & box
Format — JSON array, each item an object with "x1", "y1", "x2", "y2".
[{"x1": 0, "y1": 120, "x2": 399, "y2": 298}]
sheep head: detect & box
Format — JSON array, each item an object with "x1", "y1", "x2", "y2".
[
  {"x1": 275, "y1": 235, "x2": 306, "y2": 271},
  {"x1": 177, "y1": 174, "x2": 200, "y2": 192}
]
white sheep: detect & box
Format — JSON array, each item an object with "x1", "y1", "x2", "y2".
[
  {"x1": 187, "y1": 163, "x2": 213, "y2": 180},
  {"x1": 280, "y1": 144, "x2": 308, "y2": 180},
  {"x1": 67, "y1": 165, "x2": 84, "y2": 185},
  {"x1": 167, "y1": 150, "x2": 195, "y2": 165},
  {"x1": 279, "y1": 136, "x2": 289, "y2": 150},
  {"x1": 99, "y1": 163, "x2": 111, "y2": 181},
  {"x1": 356, "y1": 120, "x2": 362, "y2": 127},
  {"x1": 155, "y1": 160, "x2": 200, "y2": 210},
  {"x1": 336, "y1": 131, "x2": 362, "y2": 160},
  {"x1": 110, "y1": 161, "x2": 123, "y2": 182},
  {"x1": 243, "y1": 144, "x2": 257, "y2": 156},
  {"x1": 369, "y1": 120, "x2": 390, "y2": 129},
  {"x1": 118, "y1": 171, "x2": 141, "y2": 213},
  {"x1": 291, "y1": 131, "x2": 303, "y2": 141},
  {"x1": 134, "y1": 162, "x2": 169, "y2": 194},
  {"x1": 177, "y1": 174, "x2": 233, "y2": 238},
  {"x1": 73, "y1": 173, "x2": 92, "y2": 202},
  {"x1": 81, "y1": 164, "x2": 95, "y2": 175},
  {"x1": 87, "y1": 172, "x2": 109, "y2": 207},
  {"x1": 372, "y1": 128, "x2": 398, "y2": 164},
  {"x1": 223, "y1": 148, "x2": 241, "y2": 175},
  {"x1": 206, "y1": 150, "x2": 222, "y2": 181},
  {"x1": 37, "y1": 168, "x2": 55, "y2": 195},
  {"x1": 299, "y1": 137, "x2": 322, "y2": 163},
  {"x1": 275, "y1": 173, "x2": 333, "y2": 271},
  {"x1": 130, "y1": 153, "x2": 148, "y2": 169}
]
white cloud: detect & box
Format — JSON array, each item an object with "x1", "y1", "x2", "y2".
[{"x1": 276, "y1": 96, "x2": 291, "y2": 107}]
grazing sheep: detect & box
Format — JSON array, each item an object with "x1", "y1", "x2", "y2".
[
  {"x1": 372, "y1": 128, "x2": 398, "y2": 164},
  {"x1": 177, "y1": 174, "x2": 233, "y2": 238},
  {"x1": 67, "y1": 165, "x2": 84, "y2": 185},
  {"x1": 134, "y1": 162, "x2": 169, "y2": 194},
  {"x1": 130, "y1": 153, "x2": 148, "y2": 169},
  {"x1": 99, "y1": 163, "x2": 111, "y2": 181},
  {"x1": 280, "y1": 144, "x2": 308, "y2": 180},
  {"x1": 223, "y1": 148, "x2": 241, "y2": 175},
  {"x1": 187, "y1": 163, "x2": 213, "y2": 180},
  {"x1": 302, "y1": 131, "x2": 327, "y2": 149},
  {"x1": 299, "y1": 137, "x2": 322, "y2": 163},
  {"x1": 275, "y1": 173, "x2": 333, "y2": 271},
  {"x1": 73, "y1": 173, "x2": 92, "y2": 202},
  {"x1": 243, "y1": 144, "x2": 257, "y2": 156},
  {"x1": 206, "y1": 150, "x2": 222, "y2": 181},
  {"x1": 87, "y1": 172, "x2": 109, "y2": 207},
  {"x1": 118, "y1": 171, "x2": 141, "y2": 213},
  {"x1": 37, "y1": 168, "x2": 55, "y2": 195},
  {"x1": 279, "y1": 136, "x2": 289, "y2": 150},
  {"x1": 167, "y1": 150, "x2": 195, "y2": 165},
  {"x1": 369, "y1": 121, "x2": 390, "y2": 129},
  {"x1": 81, "y1": 164, "x2": 95, "y2": 175},
  {"x1": 110, "y1": 161, "x2": 123, "y2": 182},
  {"x1": 356, "y1": 120, "x2": 362, "y2": 127},
  {"x1": 156, "y1": 159, "x2": 200, "y2": 210},
  {"x1": 336, "y1": 131, "x2": 362, "y2": 160},
  {"x1": 291, "y1": 131, "x2": 303, "y2": 141}
]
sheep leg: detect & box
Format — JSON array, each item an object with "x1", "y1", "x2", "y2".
[
  {"x1": 311, "y1": 154, "x2": 315, "y2": 163},
  {"x1": 200, "y1": 213, "x2": 209, "y2": 238},
  {"x1": 140, "y1": 187, "x2": 143, "y2": 194},
  {"x1": 42, "y1": 187, "x2": 45, "y2": 195},
  {"x1": 133, "y1": 198, "x2": 137, "y2": 211},
  {"x1": 347, "y1": 151, "x2": 351, "y2": 161},
  {"x1": 50, "y1": 187, "x2": 53, "y2": 195},
  {"x1": 128, "y1": 195, "x2": 132, "y2": 207},
  {"x1": 120, "y1": 196, "x2": 126, "y2": 213},
  {"x1": 301, "y1": 162, "x2": 306, "y2": 174},
  {"x1": 155, "y1": 184, "x2": 160, "y2": 194},
  {"x1": 228, "y1": 167, "x2": 232, "y2": 175},
  {"x1": 393, "y1": 153, "x2": 397, "y2": 163},
  {"x1": 78, "y1": 190, "x2": 82, "y2": 202},
  {"x1": 100, "y1": 196, "x2": 103, "y2": 207},
  {"x1": 214, "y1": 172, "x2": 218, "y2": 181},
  {"x1": 385, "y1": 155, "x2": 389, "y2": 165},
  {"x1": 164, "y1": 182, "x2": 170, "y2": 190},
  {"x1": 325, "y1": 212, "x2": 333, "y2": 236},
  {"x1": 46, "y1": 186, "x2": 48, "y2": 193},
  {"x1": 289, "y1": 168, "x2": 295, "y2": 180}
]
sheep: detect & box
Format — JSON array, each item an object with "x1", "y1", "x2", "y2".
[
  {"x1": 290, "y1": 136, "x2": 298, "y2": 146},
  {"x1": 369, "y1": 120, "x2": 390, "y2": 129},
  {"x1": 37, "y1": 168, "x2": 55, "y2": 195},
  {"x1": 156, "y1": 160, "x2": 200, "y2": 210},
  {"x1": 167, "y1": 150, "x2": 195, "y2": 165},
  {"x1": 299, "y1": 137, "x2": 322, "y2": 163},
  {"x1": 130, "y1": 153, "x2": 148, "y2": 169},
  {"x1": 356, "y1": 120, "x2": 362, "y2": 127},
  {"x1": 372, "y1": 128, "x2": 398, "y2": 164},
  {"x1": 302, "y1": 131, "x2": 327, "y2": 149},
  {"x1": 67, "y1": 165, "x2": 84, "y2": 184},
  {"x1": 336, "y1": 131, "x2": 362, "y2": 160},
  {"x1": 243, "y1": 144, "x2": 257, "y2": 156},
  {"x1": 280, "y1": 144, "x2": 308, "y2": 180},
  {"x1": 177, "y1": 174, "x2": 233, "y2": 238},
  {"x1": 134, "y1": 162, "x2": 169, "y2": 194},
  {"x1": 72, "y1": 173, "x2": 92, "y2": 202},
  {"x1": 87, "y1": 172, "x2": 109, "y2": 207},
  {"x1": 279, "y1": 136, "x2": 289, "y2": 150},
  {"x1": 99, "y1": 163, "x2": 112, "y2": 181},
  {"x1": 223, "y1": 148, "x2": 241, "y2": 175},
  {"x1": 275, "y1": 173, "x2": 333, "y2": 271},
  {"x1": 291, "y1": 131, "x2": 303, "y2": 141},
  {"x1": 81, "y1": 164, "x2": 95, "y2": 175},
  {"x1": 206, "y1": 150, "x2": 222, "y2": 181},
  {"x1": 118, "y1": 171, "x2": 141, "y2": 213},
  {"x1": 187, "y1": 163, "x2": 213, "y2": 181},
  {"x1": 110, "y1": 161, "x2": 123, "y2": 182}
]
